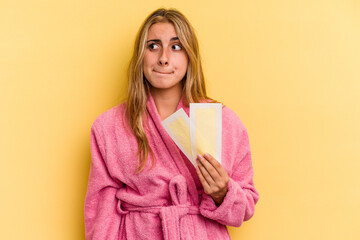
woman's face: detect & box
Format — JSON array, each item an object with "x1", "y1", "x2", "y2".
[{"x1": 143, "y1": 22, "x2": 188, "y2": 91}]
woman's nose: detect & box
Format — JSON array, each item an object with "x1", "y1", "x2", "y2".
[{"x1": 158, "y1": 48, "x2": 169, "y2": 66}]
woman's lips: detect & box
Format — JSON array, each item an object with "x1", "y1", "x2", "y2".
[{"x1": 153, "y1": 70, "x2": 173, "y2": 74}]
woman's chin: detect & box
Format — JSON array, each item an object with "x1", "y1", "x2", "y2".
[{"x1": 149, "y1": 82, "x2": 183, "y2": 92}]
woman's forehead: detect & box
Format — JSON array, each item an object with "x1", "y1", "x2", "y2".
[{"x1": 147, "y1": 22, "x2": 178, "y2": 41}]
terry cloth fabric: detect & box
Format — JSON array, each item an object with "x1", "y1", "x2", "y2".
[{"x1": 84, "y1": 93, "x2": 259, "y2": 240}]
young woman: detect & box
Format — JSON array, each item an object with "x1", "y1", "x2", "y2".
[{"x1": 84, "y1": 8, "x2": 259, "y2": 240}]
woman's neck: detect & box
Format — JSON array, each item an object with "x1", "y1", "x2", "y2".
[{"x1": 150, "y1": 83, "x2": 183, "y2": 121}]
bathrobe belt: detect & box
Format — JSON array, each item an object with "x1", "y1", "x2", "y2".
[{"x1": 117, "y1": 175, "x2": 201, "y2": 240}]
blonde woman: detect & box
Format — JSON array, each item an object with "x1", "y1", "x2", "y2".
[{"x1": 84, "y1": 8, "x2": 259, "y2": 240}]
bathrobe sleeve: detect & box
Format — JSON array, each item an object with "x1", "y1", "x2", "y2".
[
  {"x1": 84, "y1": 123, "x2": 123, "y2": 240},
  {"x1": 199, "y1": 114, "x2": 259, "y2": 227}
]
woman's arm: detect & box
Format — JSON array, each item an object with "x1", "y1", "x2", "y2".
[
  {"x1": 198, "y1": 127, "x2": 259, "y2": 227},
  {"x1": 84, "y1": 125, "x2": 123, "y2": 239}
]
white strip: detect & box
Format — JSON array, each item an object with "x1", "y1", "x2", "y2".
[
  {"x1": 162, "y1": 108, "x2": 196, "y2": 166},
  {"x1": 190, "y1": 103, "x2": 222, "y2": 164}
]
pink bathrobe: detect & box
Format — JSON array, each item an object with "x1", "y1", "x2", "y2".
[{"x1": 84, "y1": 93, "x2": 259, "y2": 240}]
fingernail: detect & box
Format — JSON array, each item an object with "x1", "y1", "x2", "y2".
[
  {"x1": 204, "y1": 153, "x2": 209, "y2": 158},
  {"x1": 197, "y1": 154, "x2": 202, "y2": 160}
]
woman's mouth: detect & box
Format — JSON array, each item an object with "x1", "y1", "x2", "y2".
[{"x1": 153, "y1": 70, "x2": 173, "y2": 74}]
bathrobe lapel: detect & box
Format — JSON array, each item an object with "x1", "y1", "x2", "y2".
[{"x1": 146, "y1": 93, "x2": 200, "y2": 205}]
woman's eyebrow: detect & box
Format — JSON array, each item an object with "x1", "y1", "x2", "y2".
[{"x1": 146, "y1": 37, "x2": 179, "y2": 43}]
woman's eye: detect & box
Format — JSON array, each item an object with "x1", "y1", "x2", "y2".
[
  {"x1": 148, "y1": 43, "x2": 159, "y2": 50},
  {"x1": 172, "y1": 44, "x2": 182, "y2": 50}
]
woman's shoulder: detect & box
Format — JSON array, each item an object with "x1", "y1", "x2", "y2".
[
  {"x1": 91, "y1": 102, "x2": 127, "y2": 131},
  {"x1": 222, "y1": 105, "x2": 247, "y2": 133},
  {"x1": 199, "y1": 98, "x2": 247, "y2": 133}
]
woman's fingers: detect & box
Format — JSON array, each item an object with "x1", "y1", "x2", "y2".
[
  {"x1": 202, "y1": 153, "x2": 229, "y2": 180},
  {"x1": 197, "y1": 154, "x2": 221, "y2": 182},
  {"x1": 196, "y1": 166, "x2": 211, "y2": 193},
  {"x1": 196, "y1": 153, "x2": 229, "y2": 198},
  {"x1": 197, "y1": 155, "x2": 215, "y2": 186}
]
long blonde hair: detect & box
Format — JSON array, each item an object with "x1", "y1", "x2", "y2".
[{"x1": 126, "y1": 8, "x2": 214, "y2": 173}]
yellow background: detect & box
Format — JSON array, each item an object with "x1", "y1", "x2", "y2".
[{"x1": 1, "y1": 0, "x2": 359, "y2": 239}]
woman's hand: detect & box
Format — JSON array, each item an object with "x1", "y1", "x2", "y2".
[{"x1": 196, "y1": 153, "x2": 230, "y2": 206}]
